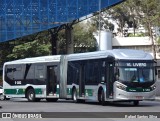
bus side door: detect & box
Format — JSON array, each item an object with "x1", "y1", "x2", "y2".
[
  {"x1": 78, "y1": 62, "x2": 85, "y2": 98},
  {"x1": 106, "y1": 61, "x2": 114, "y2": 99},
  {"x1": 47, "y1": 66, "x2": 58, "y2": 95}
]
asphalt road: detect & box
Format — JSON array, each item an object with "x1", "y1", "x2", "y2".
[{"x1": 0, "y1": 98, "x2": 160, "y2": 121}]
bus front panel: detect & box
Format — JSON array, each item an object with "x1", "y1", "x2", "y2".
[{"x1": 113, "y1": 60, "x2": 156, "y2": 101}]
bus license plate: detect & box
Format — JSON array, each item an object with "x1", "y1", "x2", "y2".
[{"x1": 135, "y1": 96, "x2": 143, "y2": 99}]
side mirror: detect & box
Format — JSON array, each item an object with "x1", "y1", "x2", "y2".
[
  {"x1": 115, "y1": 69, "x2": 120, "y2": 80},
  {"x1": 154, "y1": 61, "x2": 157, "y2": 75},
  {"x1": 155, "y1": 68, "x2": 157, "y2": 75},
  {"x1": 117, "y1": 69, "x2": 120, "y2": 76},
  {"x1": 115, "y1": 75, "x2": 119, "y2": 80},
  {"x1": 101, "y1": 76, "x2": 105, "y2": 82}
]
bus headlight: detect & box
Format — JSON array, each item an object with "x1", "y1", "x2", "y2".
[
  {"x1": 150, "y1": 84, "x2": 156, "y2": 90},
  {"x1": 116, "y1": 83, "x2": 127, "y2": 91}
]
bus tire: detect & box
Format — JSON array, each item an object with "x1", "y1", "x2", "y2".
[
  {"x1": 99, "y1": 89, "x2": 106, "y2": 106},
  {"x1": 0, "y1": 95, "x2": 5, "y2": 100},
  {"x1": 133, "y1": 101, "x2": 139, "y2": 106},
  {"x1": 72, "y1": 88, "x2": 78, "y2": 103},
  {"x1": 27, "y1": 88, "x2": 36, "y2": 102},
  {"x1": 5, "y1": 98, "x2": 10, "y2": 100}
]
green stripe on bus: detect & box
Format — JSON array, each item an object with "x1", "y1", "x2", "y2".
[
  {"x1": 56, "y1": 88, "x2": 59, "y2": 94},
  {"x1": 4, "y1": 89, "x2": 25, "y2": 95},
  {"x1": 66, "y1": 88, "x2": 93, "y2": 96},
  {"x1": 34, "y1": 88, "x2": 43, "y2": 94},
  {"x1": 85, "y1": 89, "x2": 93, "y2": 96},
  {"x1": 67, "y1": 88, "x2": 72, "y2": 95},
  {"x1": 126, "y1": 87, "x2": 152, "y2": 92},
  {"x1": 4, "y1": 88, "x2": 43, "y2": 95}
]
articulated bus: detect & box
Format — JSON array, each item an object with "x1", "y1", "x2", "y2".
[{"x1": 3, "y1": 49, "x2": 156, "y2": 105}]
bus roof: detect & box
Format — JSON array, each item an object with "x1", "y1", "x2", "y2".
[
  {"x1": 4, "y1": 49, "x2": 153, "y2": 65},
  {"x1": 66, "y1": 50, "x2": 114, "y2": 61},
  {"x1": 109, "y1": 49, "x2": 153, "y2": 60},
  {"x1": 4, "y1": 55, "x2": 61, "y2": 65},
  {"x1": 66, "y1": 49, "x2": 153, "y2": 61}
]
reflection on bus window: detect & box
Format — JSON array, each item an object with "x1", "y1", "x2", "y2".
[{"x1": 119, "y1": 67, "x2": 153, "y2": 83}]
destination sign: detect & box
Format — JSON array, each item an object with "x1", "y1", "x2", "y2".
[
  {"x1": 118, "y1": 62, "x2": 153, "y2": 67},
  {"x1": 126, "y1": 63, "x2": 146, "y2": 67}
]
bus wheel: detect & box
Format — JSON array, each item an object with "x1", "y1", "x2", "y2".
[
  {"x1": 46, "y1": 98, "x2": 58, "y2": 102},
  {"x1": 133, "y1": 101, "x2": 139, "y2": 106},
  {"x1": 0, "y1": 95, "x2": 5, "y2": 100},
  {"x1": 27, "y1": 89, "x2": 36, "y2": 102},
  {"x1": 72, "y1": 89, "x2": 78, "y2": 103},
  {"x1": 99, "y1": 89, "x2": 106, "y2": 106},
  {"x1": 5, "y1": 98, "x2": 10, "y2": 100}
]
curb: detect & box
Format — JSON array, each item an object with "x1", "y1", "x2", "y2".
[{"x1": 155, "y1": 97, "x2": 160, "y2": 101}]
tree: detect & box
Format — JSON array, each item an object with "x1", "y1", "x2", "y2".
[
  {"x1": 0, "y1": 41, "x2": 14, "y2": 65},
  {"x1": 58, "y1": 22, "x2": 97, "y2": 53},
  {"x1": 7, "y1": 30, "x2": 51, "y2": 60},
  {"x1": 90, "y1": 14, "x2": 114, "y2": 32},
  {"x1": 130, "y1": 0, "x2": 160, "y2": 59},
  {"x1": 5, "y1": 20, "x2": 97, "y2": 61},
  {"x1": 73, "y1": 21, "x2": 97, "y2": 53},
  {"x1": 105, "y1": 1, "x2": 140, "y2": 37},
  {"x1": 102, "y1": 0, "x2": 160, "y2": 59}
]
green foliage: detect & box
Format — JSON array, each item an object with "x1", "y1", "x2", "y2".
[
  {"x1": 57, "y1": 22, "x2": 97, "y2": 53},
  {"x1": 6, "y1": 30, "x2": 51, "y2": 61},
  {"x1": 90, "y1": 15, "x2": 114, "y2": 31},
  {"x1": 132, "y1": 0, "x2": 160, "y2": 29},
  {"x1": 157, "y1": 37, "x2": 160, "y2": 44},
  {"x1": 0, "y1": 42, "x2": 14, "y2": 65},
  {"x1": 57, "y1": 30, "x2": 67, "y2": 54},
  {"x1": 7, "y1": 40, "x2": 51, "y2": 60},
  {"x1": 106, "y1": 1, "x2": 138, "y2": 35},
  {"x1": 73, "y1": 22, "x2": 97, "y2": 53},
  {"x1": 128, "y1": 33, "x2": 146, "y2": 37},
  {"x1": 3, "y1": 21, "x2": 97, "y2": 62}
]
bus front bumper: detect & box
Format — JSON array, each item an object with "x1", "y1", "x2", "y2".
[{"x1": 113, "y1": 88, "x2": 156, "y2": 101}]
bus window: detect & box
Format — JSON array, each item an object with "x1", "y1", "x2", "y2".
[
  {"x1": 119, "y1": 67, "x2": 154, "y2": 83},
  {"x1": 67, "y1": 62, "x2": 80, "y2": 85},
  {"x1": 5, "y1": 65, "x2": 14, "y2": 80},
  {"x1": 93, "y1": 62, "x2": 100, "y2": 83},
  {"x1": 85, "y1": 62, "x2": 93, "y2": 84},
  {"x1": 13, "y1": 65, "x2": 24, "y2": 80},
  {"x1": 35, "y1": 65, "x2": 45, "y2": 79},
  {"x1": 119, "y1": 68, "x2": 138, "y2": 82},
  {"x1": 26, "y1": 65, "x2": 35, "y2": 79}
]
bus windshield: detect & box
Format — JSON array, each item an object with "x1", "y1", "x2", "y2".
[{"x1": 118, "y1": 67, "x2": 154, "y2": 83}]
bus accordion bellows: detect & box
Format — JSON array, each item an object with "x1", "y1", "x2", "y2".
[{"x1": 3, "y1": 49, "x2": 156, "y2": 105}]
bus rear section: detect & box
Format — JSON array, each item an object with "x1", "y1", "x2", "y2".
[{"x1": 3, "y1": 56, "x2": 61, "y2": 102}]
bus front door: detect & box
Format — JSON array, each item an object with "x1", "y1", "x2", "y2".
[
  {"x1": 106, "y1": 62, "x2": 114, "y2": 99},
  {"x1": 47, "y1": 66, "x2": 57, "y2": 96}
]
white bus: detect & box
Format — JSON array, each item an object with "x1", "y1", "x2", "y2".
[{"x1": 3, "y1": 49, "x2": 156, "y2": 105}]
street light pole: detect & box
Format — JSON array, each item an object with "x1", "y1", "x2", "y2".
[{"x1": 98, "y1": 0, "x2": 101, "y2": 50}]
